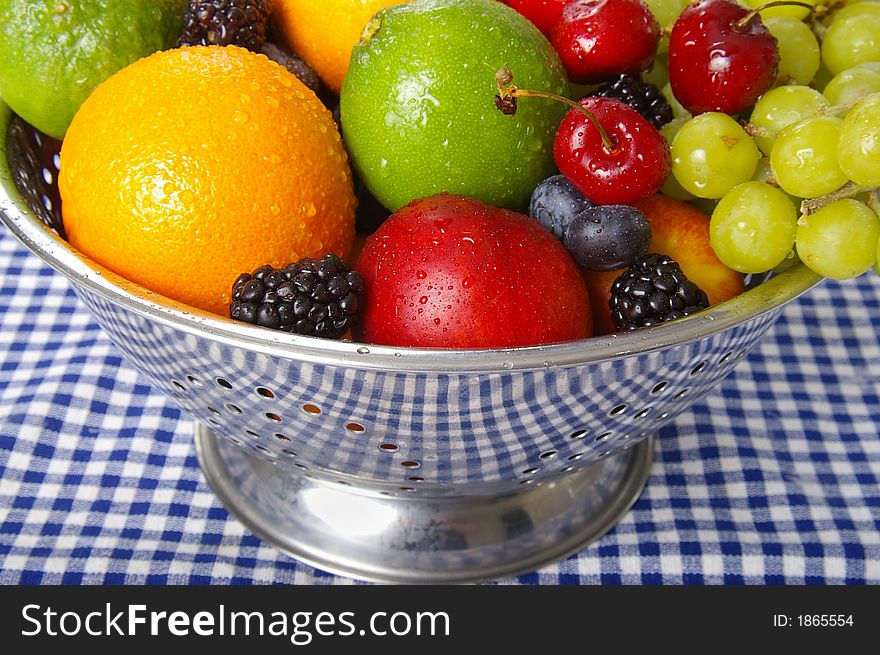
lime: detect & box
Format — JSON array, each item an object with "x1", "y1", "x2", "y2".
[
  {"x1": 340, "y1": 0, "x2": 570, "y2": 212},
  {"x1": 0, "y1": 0, "x2": 187, "y2": 138}
]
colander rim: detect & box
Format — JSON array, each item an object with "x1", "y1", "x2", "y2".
[{"x1": 0, "y1": 103, "x2": 824, "y2": 373}]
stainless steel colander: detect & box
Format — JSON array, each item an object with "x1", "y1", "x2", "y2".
[{"x1": 0, "y1": 103, "x2": 823, "y2": 583}]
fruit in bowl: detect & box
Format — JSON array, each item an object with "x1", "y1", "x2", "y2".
[
  {"x1": 1, "y1": 0, "x2": 879, "y2": 352},
  {"x1": 354, "y1": 193, "x2": 592, "y2": 348}
]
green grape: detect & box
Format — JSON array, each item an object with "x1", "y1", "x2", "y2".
[
  {"x1": 823, "y1": 65, "x2": 880, "y2": 105},
  {"x1": 671, "y1": 112, "x2": 761, "y2": 199},
  {"x1": 820, "y1": 14, "x2": 880, "y2": 75},
  {"x1": 752, "y1": 156, "x2": 802, "y2": 204},
  {"x1": 875, "y1": 233, "x2": 880, "y2": 276},
  {"x1": 837, "y1": 93, "x2": 880, "y2": 186},
  {"x1": 661, "y1": 82, "x2": 690, "y2": 120},
  {"x1": 742, "y1": 0, "x2": 819, "y2": 19},
  {"x1": 659, "y1": 118, "x2": 695, "y2": 200},
  {"x1": 830, "y1": 0, "x2": 880, "y2": 23},
  {"x1": 811, "y1": 63, "x2": 836, "y2": 91},
  {"x1": 749, "y1": 85, "x2": 829, "y2": 155},
  {"x1": 769, "y1": 116, "x2": 848, "y2": 198},
  {"x1": 642, "y1": 56, "x2": 668, "y2": 90},
  {"x1": 710, "y1": 181, "x2": 798, "y2": 274},
  {"x1": 642, "y1": 0, "x2": 690, "y2": 54},
  {"x1": 763, "y1": 17, "x2": 821, "y2": 85},
  {"x1": 796, "y1": 199, "x2": 880, "y2": 279}
]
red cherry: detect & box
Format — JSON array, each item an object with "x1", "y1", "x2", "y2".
[
  {"x1": 668, "y1": 0, "x2": 779, "y2": 115},
  {"x1": 553, "y1": 96, "x2": 670, "y2": 205},
  {"x1": 551, "y1": 0, "x2": 661, "y2": 84},
  {"x1": 501, "y1": 0, "x2": 569, "y2": 37}
]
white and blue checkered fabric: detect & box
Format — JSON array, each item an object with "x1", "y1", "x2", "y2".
[{"x1": 1, "y1": 225, "x2": 878, "y2": 585}]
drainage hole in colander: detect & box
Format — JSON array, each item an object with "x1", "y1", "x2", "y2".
[
  {"x1": 522, "y1": 467, "x2": 539, "y2": 475},
  {"x1": 294, "y1": 462, "x2": 309, "y2": 470},
  {"x1": 561, "y1": 465, "x2": 575, "y2": 473},
  {"x1": 598, "y1": 451, "x2": 610, "y2": 458},
  {"x1": 256, "y1": 386, "x2": 275, "y2": 399},
  {"x1": 655, "y1": 412, "x2": 670, "y2": 421},
  {"x1": 336, "y1": 480, "x2": 351, "y2": 486},
  {"x1": 719, "y1": 352, "x2": 735, "y2": 365},
  {"x1": 609, "y1": 404, "x2": 627, "y2": 416},
  {"x1": 172, "y1": 380, "x2": 187, "y2": 392},
  {"x1": 595, "y1": 432, "x2": 611, "y2": 443},
  {"x1": 634, "y1": 408, "x2": 651, "y2": 419},
  {"x1": 399, "y1": 486, "x2": 416, "y2": 492},
  {"x1": 520, "y1": 479, "x2": 535, "y2": 485},
  {"x1": 246, "y1": 430, "x2": 262, "y2": 439},
  {"x1": 215, "y1": 377, "x2": 233, "y2": 389},
  {"x1": 345, "y1": 422, "x2": 365, "y2": 433},
  {"x1": 186, "y1": 375, "x2": 203, "y2": 388},
  {"x1": 651, "y1": 381, "x2": 669, "y2": 394},
  {"x1": 303, "y1": 403, "x2": 321, "y2": 415},
  {"x1": 539, "y1": 450, "x2": 557, "y2": 460},
  {"x1": 255, "y1": 445, "x2": 272, "y2": 456},
  {"x1": 690, "y1": 362, "x2": 707, "y2": 376},
  {"x1": 379, "y1": 443, "x2": 400, "y2": 453},
  {"x1": 569, "y1": 429, "x2": 588, "y2": 440},
  {"x1": 230, "y1": 438, "x2": 243, "y2": 446},
  {"x1": 208, "y1": 418, "x2": 220, "y2": 428},
  {"x1": 225, "y1": 403, "x2": 242, "y2": 414},
  {"x1": 274, "y1": 433, "x2": 292, "y2": 442},
  {"x1": 282, "y1": 449, "x2": 297, "y2": 457},
  {"x1": 407, "y1": 476, "x2": 424, "y2": 482},
  {"x1": 401, "y1": 460, "x2": 420, "y2": 469},
  {"x1": 674, "y1": 388, "x2": 690, "y2": 399},
  {"x1": 208, "y1": 407, "x2": 222, "y2": 417},
  {"x1": 265, "y1": 412, "x2": 282, "y2": 422},
  {"x1": 568, "y1": 453, "x2": 583, "y2": 461}
]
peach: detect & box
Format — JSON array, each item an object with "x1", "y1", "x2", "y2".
[{"x1": 584, "y1": 194, "x2": 745, "y2": 335}]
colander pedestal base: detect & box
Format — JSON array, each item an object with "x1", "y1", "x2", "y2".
[{"x1": 194, "y1": 423, "x2": 653, "y2": 583}]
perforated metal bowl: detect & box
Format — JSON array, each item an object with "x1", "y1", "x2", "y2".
[{"x1": 0, "y1": 103, "x2": 823, "y2": 582}]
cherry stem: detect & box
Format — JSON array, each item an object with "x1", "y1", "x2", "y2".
[
  {"x1": 494, "y1": 68, "x2": 616, "y2": 151},
  {"x1": 736, "y1": 1, "x2": 816, "y2": 29},
  {"x1": 799, "y1": 181, "x2": 874, "y2": 215}
]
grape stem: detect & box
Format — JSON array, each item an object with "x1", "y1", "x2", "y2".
[
  {"x1": 493, "y1": 67, "x2": 617, "y2": 151},
  {"x1": 867, "y1": 188, "x2": 880, "y2": 214},
  {"x1": 799, "y1": 181, "x2": 876, "y2": 215},
  {"x1": 736, "y1": 1, "x2": 816, "y2": 29}
]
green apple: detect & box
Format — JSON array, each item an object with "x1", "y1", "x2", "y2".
[{"x1": 340, "y1": 0, "x2": 570, "y2": 212}]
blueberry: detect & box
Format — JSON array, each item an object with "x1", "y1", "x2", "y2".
[
  {"x1": 529, "y1": 174, "x2": 594, "y2": 240},
  {"x1": 563, "y1": 205, "x2": 652, "y2": 271}
]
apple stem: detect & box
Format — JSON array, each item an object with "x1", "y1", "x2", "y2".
[
  {"x1": 494, "y1": 68, "x2": 617, "y2": 151},
  {"x1": 736, "y1": 1, "x2": 816, "y2": 29},
  {"x1": 799, "y1": 181, "x2": 874, "y2": 215}
]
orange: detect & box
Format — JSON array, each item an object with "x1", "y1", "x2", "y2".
[
  {"x1": 272, "y1": 0, "x2": 408, "y2": 94},
  {"x1": 59, "y1": 45, "x2": 356, "y2": 316}
]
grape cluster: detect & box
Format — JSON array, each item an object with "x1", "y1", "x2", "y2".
[{"x1": 659, "y1": 1, "x2": 880, "y2": 280}]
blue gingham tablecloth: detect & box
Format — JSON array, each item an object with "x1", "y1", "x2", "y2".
[{"x1": 1, "y1": 224, "x2": 879, "y2": 586}]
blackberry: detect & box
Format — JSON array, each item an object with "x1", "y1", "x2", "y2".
[
  {"x1": 5, "y1": 113, "x2": 65, "y2": 239},
  {"x1": 609, "y1": 253, "x2": 709, "y2": 331},
  {"x1": 589, "y1": 75, "x2": 673, "y2": 129},
  {"x1": 261, "y1": 42, "x2": 323, "y2": 97},
  {"x1": 229, "y1": 253, "x2": 364, "y2": 338},
  {"x1": 179, "y1": 0, "x2": 272, "y2": 51}
]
